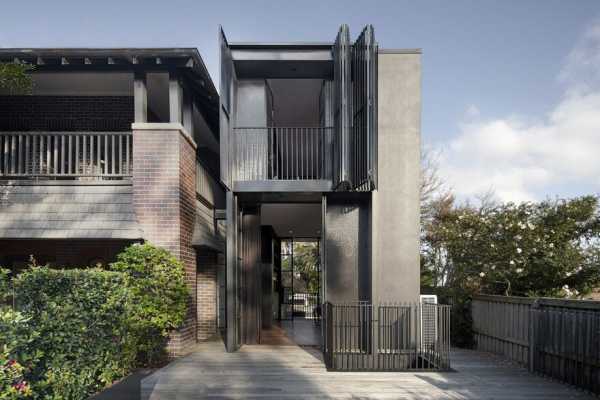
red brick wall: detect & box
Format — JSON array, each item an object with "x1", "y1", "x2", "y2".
[
  {"x1": 197, "y1": 251, "x2": 218, "y2": 340},
  {"x1": 132, "y1": 125, "x2": 198, "y2": 355}
]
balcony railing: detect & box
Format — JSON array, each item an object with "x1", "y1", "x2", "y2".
[
  {"x1": 232, "y1": 127, "x2": 333, "y2": 181},
  {"x1": 0, "y1": 131, "x2": 132, "y2": 179}
]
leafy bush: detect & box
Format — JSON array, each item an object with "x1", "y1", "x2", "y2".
[
  {"x1": 0, "y1": 309, "x2": 37, "y2": 400},
  {"x1": 110, "y1": 243, "x2": 189, "y2": 365},
  {"x1": 0, "y1": 268, "x2": 10, "y2": 305},
  {"x1": 11, "y1": 267, "x2": 136, "y2": 399}
]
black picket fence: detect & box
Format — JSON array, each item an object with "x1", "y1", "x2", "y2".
[{"x1": 322, "y1": 302, "x2": 451, "y2": 371}]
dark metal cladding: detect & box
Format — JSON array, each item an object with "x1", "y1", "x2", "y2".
[
  {"x1": 332, "y1": 25, "x2": 352, "y2": 190},
  {"x1": 351, "y1": 25, "x2": 378, "y2": 191},
  {"x1": 219, "y1": 27, "x2": 236, "y2": 189}
]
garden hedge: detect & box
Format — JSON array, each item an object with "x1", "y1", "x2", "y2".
[{"x1": 0, "y1": 243, "x2": 189, "y2": 400}]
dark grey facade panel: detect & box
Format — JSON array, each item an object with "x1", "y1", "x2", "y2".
[
  {"x1": 0, "y1": 183, "x2": 141, "y2": 239},
  {"x1": 324, "y1": 195, "x2": 371, "y2": 304}
]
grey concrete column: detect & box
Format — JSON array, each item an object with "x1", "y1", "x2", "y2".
[{"x1": 371, "y1": 51, "x2": 421, "y2": 303}]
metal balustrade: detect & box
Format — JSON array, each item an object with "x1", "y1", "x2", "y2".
[
  {"x1": 0, "y1": 132, "x2": 132, "y2": 179},
  {"x1": 323, "y1": 302, "x2": 451, "y2": 371},
  {"x1": 232, "y1": 127, "x2": 333, "y2": 181}
]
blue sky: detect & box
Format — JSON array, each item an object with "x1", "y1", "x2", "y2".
[{"x1": 2, "y1": 1, "x2": 599, "y2": 202}]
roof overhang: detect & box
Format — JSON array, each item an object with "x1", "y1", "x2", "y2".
[{"x1": 0, "y1": 48, "x2": 219, "y2": 132}]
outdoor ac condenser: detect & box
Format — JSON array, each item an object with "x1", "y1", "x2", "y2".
[{"x1": 419, "y1": 295, "x2": 438, "y2": 349}]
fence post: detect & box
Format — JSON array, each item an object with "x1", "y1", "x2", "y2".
[{"x1": 528, "y1": 299, "x2": 540, "y2": 372}]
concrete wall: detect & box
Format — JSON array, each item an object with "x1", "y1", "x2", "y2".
[
  {"x1": 371, "y1": 51, "x2": 421, "y2": 303},
  {"x1": 325, "y1": 196, "x2": 371, "y2": 304}
]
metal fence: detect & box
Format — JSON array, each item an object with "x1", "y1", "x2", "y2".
[
  {"x1": 323, "y1": 302, "x2": 451, "y2": 371},
  {"x1": 472, "y1": 294, "x2": 600, "y2": 395},
  {"x1": 232, "y1": 127, "x2": 333, "y2": 181},
  {"x1": 0, "y1": 131, "x2": 132, "y2": 179}
]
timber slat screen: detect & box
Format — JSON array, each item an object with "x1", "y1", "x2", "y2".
[
  {"x1": 323, "y1": 302, "x2": 451, "y2": 371},
  {"x1": 0, "y1": 131, "x2": 132, "y2": 179},
  {"x1": 232, "y1": 127, "x2": 333, "y2": 181},
  {"x1": 472, "y1": 294, "x2": 600, "y2": 395}
]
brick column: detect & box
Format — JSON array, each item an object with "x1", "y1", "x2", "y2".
[{"x1": 132, "y1": 122, "x2": 197, "y2": 355}]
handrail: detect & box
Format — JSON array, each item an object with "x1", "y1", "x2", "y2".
[
  {"x1": 0, "y1": 131, "x2": 132, "y2": 179},
  {"x1": 232, "y1": 126, "x2": 333, "y2": 181}
]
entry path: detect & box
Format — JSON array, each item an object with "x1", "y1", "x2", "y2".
[{"x1": 141, "y1": 341, "x2": 595, "y2": 399}]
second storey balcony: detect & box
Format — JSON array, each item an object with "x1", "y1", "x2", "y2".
[
  {"x1": 0, "y1": 131, "x2": 132, "y2": 180},
  {"x1": 232, "y1": 126, "x2": 333, "y2": 191}
]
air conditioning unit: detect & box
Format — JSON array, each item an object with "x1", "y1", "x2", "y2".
[{"x1": 419, "y1": 295, "x2": 438, "y2": 349}]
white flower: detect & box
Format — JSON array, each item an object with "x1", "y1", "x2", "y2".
[
  {"x1": 516, "y1": 248, "x2": 522, "y2": 254},
  {"x1": 509, "y1": 260, "x2": 516, "y2": 265},
  {"x1": 562, "y1": 285, "x2": 569, "y2": 290},
  {"x1": 490, "y1": 243, "x2": 495, "y2": 248},
  {"x1": 549, "y1": 243, "x2": 554, "y2": 248},
  {"x1": 516, "y1": 268, "x2": 523, "y2": 273},
  {"x1": 479, "y1": 272, "x2": 485, "y2": 277},
  {"x1": 515, "y1": 235, "x2": 522, "y2": 241},
  {"x1": 528, "y1": 222, "x2": 535, "y2": 230},
  {"x1": 491, "y1": 265, "x2": 496, "y2": 270},
  {"x1": 566, "y1": 272, "x2": 572, "y2": 277}
]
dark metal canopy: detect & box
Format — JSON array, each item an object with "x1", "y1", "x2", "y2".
[{"x1": 229, "y1": 43, "x2": 334, "y2": 79}]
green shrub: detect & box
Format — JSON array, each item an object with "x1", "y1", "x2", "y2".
[
  {"x1": 12, "y1": 267, "x2": 136, "y2": 399},
  {"x1": 0, "y1": 309, "x2": 37, "y2": 400},
  {"x1": 0, "y1": 268, "x2": 10, "y2": 305},
  {"x1": 110, "y1": 243, "x2": 189, "y2": 365}
]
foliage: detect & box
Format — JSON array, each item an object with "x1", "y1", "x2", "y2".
[
  {"x1": 421, "y1": 195, "x2": 600, "y2": 346},
  {"x1": 10, "y1": 267, "x2": 136, "y2": 399},
  {"x1": 287, "y1": 241, "x2": 320, "y2": 294},
  {"x1": 0, "y1": 310, "x2": 37, "y2": 400},
  {"x1": 110, "y1": 243, "x2": 189, "y2": 365},
  {"x1": 0, "y1": 269, "x2": 10, "y2": 305},
  {"x1": 0, "y1": 63, "x2": 33, "y2": 94}
]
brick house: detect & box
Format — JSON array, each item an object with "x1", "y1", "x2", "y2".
[{"x1": 0, "y1": 24, "x2": 424, "y2": 361}]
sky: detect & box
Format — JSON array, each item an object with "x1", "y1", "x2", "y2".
[{"x1": 2, "y1": 0, "x2": 600, "y2": 203}]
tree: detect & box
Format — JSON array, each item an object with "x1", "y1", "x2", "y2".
[
  {"x1": 422, "y1": 196, "x2": 600, "y2": 298},
  {"x1": 0, "y1": 62, "x2": 33, "y2": 94}
]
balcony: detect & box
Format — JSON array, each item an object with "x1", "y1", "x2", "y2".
[
  {"x1": 232, "y1": 127, "x2": 333, "y2": 192},
  {"x1": 0, "y1": 131, "x2": 132, "y2": 180}
]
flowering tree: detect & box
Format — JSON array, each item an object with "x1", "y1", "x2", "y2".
[{"x1": 422, "y1": 196, "x2": 600, "y2": 298}]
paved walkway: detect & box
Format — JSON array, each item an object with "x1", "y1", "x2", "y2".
[{"x1": 141, "y1": 341, "x2": 595, "y2": 399}]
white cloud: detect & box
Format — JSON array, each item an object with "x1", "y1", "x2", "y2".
[{"x1": 437, "y1": 20, "x2": 600, "y2": 203}]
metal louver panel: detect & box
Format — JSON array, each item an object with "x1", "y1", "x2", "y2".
[
  {"x1": 219, "y1": 27, "x2": 236, "y2": 189},
  {"x1": 332, "y1": 24, "x2": 352, "y2": 190},
  {"x1": 351, "y1": 25, "x2": 378, "y2": 191}
]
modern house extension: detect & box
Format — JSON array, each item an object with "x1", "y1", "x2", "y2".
[{"x1": 0, "y1": 24, "x2": 442, "y2": 370}]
